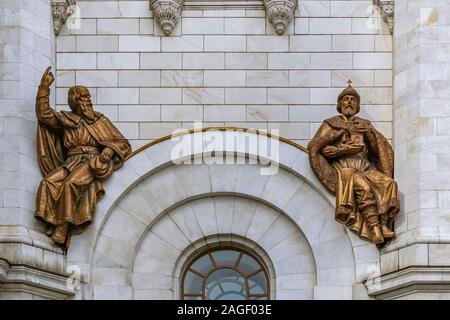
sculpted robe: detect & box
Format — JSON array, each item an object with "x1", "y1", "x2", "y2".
[
  {"x1": 308, "y1": 115, "x2": 400, "y2": 242},
  {"x1": 35, "y1": 85, "x2": 132, "y2": 233}
]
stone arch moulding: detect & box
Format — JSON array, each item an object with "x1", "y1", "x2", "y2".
[
  {"x1": 86, "y1": 167, "x2": 362, "y2": 300},
  {"x1": 130, "y1": 195, "x2": 318, "y2": 300},
  {"x1": 65, "y1": 129, "x2": 380, "y2": 300}
]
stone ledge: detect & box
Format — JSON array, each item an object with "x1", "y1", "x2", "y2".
[
  {"x1": 0, "y1": 259, "x2": 74, "y2": 300},
  {"x1": 0, "y1": 226, "x2": 65, "y2": 255},
  {"x1": 365, "y1": 266, "x2": 450, "y2": 300},
  {"x1": 0, "y1": 242, "x2": 65, "y2": 274},
  {"x1": 381, "y1": 227, "x2": 450, "y2": 254}
]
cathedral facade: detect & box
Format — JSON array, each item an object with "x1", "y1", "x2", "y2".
[{"x1": 0, "y1": 0, "x2": 449, "y2": 300}]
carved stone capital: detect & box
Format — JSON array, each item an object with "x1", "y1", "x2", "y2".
[
  {"x1": 150, "y1": 0, "x2": 183, "y2": 36},
  {"x1": 51, "y1": 0, "x2": 76, "y2": 35},
  {"x1": 373, "y1": 0, "x2": 394, "y2": 34},
  {"x1": 263, "y1": 0, "x2": 297, "y2": 35}
]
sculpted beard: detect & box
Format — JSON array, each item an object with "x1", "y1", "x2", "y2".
[
  {"x1": 79, "y1": 100, "x2": 95, "y2": 121},
  {"x1": 341, "y1": 101, "x2": 356, "y2": 117}
]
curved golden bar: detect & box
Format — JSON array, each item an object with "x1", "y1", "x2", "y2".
[{"x1": 126, "y1": 126, "x2": 308, "y2": 160}]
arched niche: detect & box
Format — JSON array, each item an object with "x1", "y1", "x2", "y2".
[{"x1": 66, "y1": 130, "x2": 378, "y2": 300}]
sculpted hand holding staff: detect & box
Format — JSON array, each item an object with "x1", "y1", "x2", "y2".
[
  {"x1": 308, "y1": 81, "x2": 399, "y2": 245},
  {"x1": 35, "y1": 67, "x2": 131, "y2": 247}
]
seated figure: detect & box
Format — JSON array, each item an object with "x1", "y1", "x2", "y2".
[
  {"x1": 308, "y1": 82, "x2": 400, "y2": 245},
  {"x1": 35, "y1": 67, "x2": 132, "y2": 247}
]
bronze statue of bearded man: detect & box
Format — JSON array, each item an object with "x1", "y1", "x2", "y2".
[
  {"x1": 308, "y1": 83, "x2": 400, "y2": 245},
  {"x1": 35, "y1": 67, "x2": 132, "y2": 247}
]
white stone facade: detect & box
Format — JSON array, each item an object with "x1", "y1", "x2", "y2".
[
  {"x1": 369, "y1": 0, "x2": 450, "y2": 299},
  {"x1": 2, "y1": 0, "x2": 450, "y2": 300},
  {"x1": 64, "y1": 131, "x2": 377, "y2": 300},
  {"x1": 0, "y1": 0, "x2": 72, "y2": 300},
  {"x1": 54, "y1": 0, "x2": 393, "y2": 151}
]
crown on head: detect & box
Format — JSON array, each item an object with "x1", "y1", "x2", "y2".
[{"x1": 337, "y1": 79, "x2": 361, "y2": 103}]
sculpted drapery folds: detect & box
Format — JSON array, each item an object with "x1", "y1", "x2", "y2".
[
  {"x1": 308, "y1": 83, "x2": 400, "y2": 245},
  {"x1": 35, "y1": 67, "x2": 132, "y2": 247}
]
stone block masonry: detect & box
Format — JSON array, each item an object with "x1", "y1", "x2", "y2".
[
  {"x1": 0, "y1": 0, "x2": 74, "y2": 299},
  {"x1": 54, "y1": 0, "x2": 393, "y2": 151}
]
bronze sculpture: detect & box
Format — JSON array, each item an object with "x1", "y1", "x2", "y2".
[
  {"x1": 35, "y1": 67, "x2": 132, "y2": 247},
  {"x1": 308, "y1": 81, "x2": 399, "y2": 245}
]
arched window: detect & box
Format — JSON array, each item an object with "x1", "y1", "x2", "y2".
[{"x1": 181, "y1": 247, "x2": 270, "y2": 300}]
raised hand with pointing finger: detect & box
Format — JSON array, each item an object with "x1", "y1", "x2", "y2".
[
  {"x1": 40, "y1": 66, "x2": 55, "y2": 87},
  {"x1": 34, "y1": 66, "x2": 132, "y2": 249}
]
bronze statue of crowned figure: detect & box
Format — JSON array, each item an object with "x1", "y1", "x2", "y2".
[
  {"x1": 308, "y1": 81, "x2": 400, "y2": 246},
  {"x1": 34, "y1": 67, "x2": 132, "y2": 248}
]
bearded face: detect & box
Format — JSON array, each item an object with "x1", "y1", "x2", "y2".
[
  {"x1": 340, "y1": 94, "x2": 359, "y2": 117},
  {"x1": 75, "y1": 87, "x2": 95, "y2": 121}
]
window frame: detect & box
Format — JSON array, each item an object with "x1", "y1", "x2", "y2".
[{"x1": 180, "y1": 246, "x2": 271, "y2": 300}]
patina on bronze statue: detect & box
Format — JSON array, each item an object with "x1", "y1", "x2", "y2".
[
  {"x1": 308, "y1": 81, "x2": 400, "y2": 246},
  {"x1": 35, "y1": 67, "x2": 132, "y2": 248}
]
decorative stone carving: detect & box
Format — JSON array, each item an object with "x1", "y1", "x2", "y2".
[
  {"x1": 373, "y1": 0, "x2": 394, "y2": 34},
  {"x1": 263, "y1": 0, "x2": 297, "y2": 35},
  {"x1": 51, "y1": 0, "x2": 76, "y2": 35},
  {"x1": 150, "y1": 0, "x2": 183, "y2": 36}
]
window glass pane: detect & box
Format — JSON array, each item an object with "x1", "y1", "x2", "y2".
[
  {"x1": 211, "y1": 250, "x2": 240, "y2": 266},
  {"x1": 248, "y1": 271, "x2": 267, "y2": 294},
  {"x1": 183, "y1": 247, "x2": 269, "y2": 300},
  {"x1": 237, "y1": 254, "x2": 260, "y2": 276},
  {"x1": 205, "y1": 268, "x2": 246, "y2": 300},
  {"x1": 191, "y1": 254, "x2": 213, "y2": 275},
  {"x1": 183, "y1": 271, "x2": 203, "y2": 294}
]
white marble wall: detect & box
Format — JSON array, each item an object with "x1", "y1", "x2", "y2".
[
  {"x1": 55, "y1": 0, "x2": 393, "y2": 150},
  {"x1": 367, "y1": 0, "x2": 450, "y2": 299},
  {"x1": 388, "y1": 0, "x2": 450, "y2": 256},
  {"x1": 0, "y1": 0, "x2": 55, "y2": 235},
  {"x1": 0, "y1": 0, "x2": 73, "y2": 300}
]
